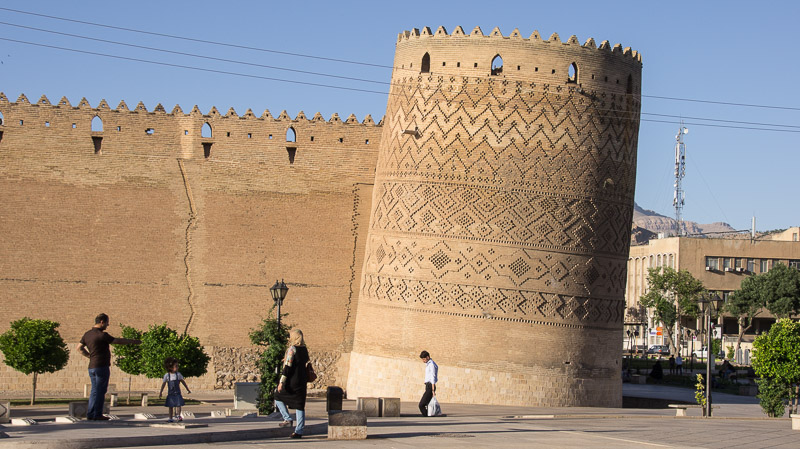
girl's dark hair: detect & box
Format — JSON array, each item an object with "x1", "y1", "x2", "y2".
[{"x1": 164, "y1": 357, "x2": 179, "y2": 371}]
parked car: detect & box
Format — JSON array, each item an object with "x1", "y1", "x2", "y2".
[{"x1": 647, "y1": 345, "x2": 671, "y2": 355}]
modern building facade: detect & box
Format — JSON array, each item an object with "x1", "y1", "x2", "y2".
[{"x1": 624, "y1": 228, "x2": 800, "y2": 358}]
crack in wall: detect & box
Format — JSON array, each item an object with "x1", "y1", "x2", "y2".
[
  {"x1": 337, "y1": 182, "x2": 370, "y2": 354},
  {"x1": 178, "y1": 159, "x2": 197, "y2": 335}
]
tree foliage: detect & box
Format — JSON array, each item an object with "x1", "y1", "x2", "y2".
[
  {"x1": 113, "y1": 325, "x2": 144, "y2": 404},
  {"x1": 114, "y1": 325, "x2": 144, "y2": 376},
  {"x1": 113, "y1": 324, "x2": 209, "y2": 379},
  {"x1": 249, "y1": 307, "x2": 289, "y2": 415},
  {"x1": 0, "y1": 318, "x2": 70, "y2": 404},
  {"x1": 761, "y1": 264, "x2": 800, "y2": 319},
  {"x1": 640, "y1": 267, "x2": 704, "y2": 354},
  {"x1": 752, "y1": 319, "x2": 800, "y2": 415},
  {"x1": 725, "y1": 274, "x2": 766, "y2": 354}
]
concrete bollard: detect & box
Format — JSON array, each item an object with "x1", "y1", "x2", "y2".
[
  {"x1": 328, "y1": 410, "x2": 367, "y2": 440},
  {"x1": 356, "y1": 397, "x2": 380, "y2": 417},
  {"x1": 0, "y1": 402, "x2": 9, "y2": 424},
  {"x1": 141, "y1": 393, "x2": 149, "y2": 407},
  {"x1": 327, "y1": 386, "x2": 344, "y2": 412},
  {"x1": 379, "y1": 398, "x2": 401, "y2": 417},
  {"x1": 791, "y1": 414, "x2": 800, "y2": 431},
  {"x1": 110, "y1": 393, "x2": 119, "y2": 407}
]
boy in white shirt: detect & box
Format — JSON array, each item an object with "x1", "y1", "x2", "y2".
[{"x1": 418, "y1": 350, "x2": 438, "y2": 416}]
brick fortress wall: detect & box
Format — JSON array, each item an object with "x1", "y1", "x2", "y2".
[
  {"x1": 0, "y1": 93, "x2": 381, "y2": 394},
  {"x1": 347, "y1": 26, "x2": 642, "y2": 406}
]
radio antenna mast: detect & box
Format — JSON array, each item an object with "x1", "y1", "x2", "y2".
[{"x1": 673, "y1": 123, "x2": 688, "y2": 236}]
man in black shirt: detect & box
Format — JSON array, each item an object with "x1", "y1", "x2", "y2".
[{"x1": 77, "y1": 313, "x2": 140, "y2": 420}]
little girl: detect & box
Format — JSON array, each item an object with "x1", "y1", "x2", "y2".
[{"x1": 159, "y1": 357, "x2": 191, "y2": 422}]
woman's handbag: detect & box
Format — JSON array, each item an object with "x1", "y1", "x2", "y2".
[{"x1": 306, "y1": 362, "x2": 317, "y2": 383}]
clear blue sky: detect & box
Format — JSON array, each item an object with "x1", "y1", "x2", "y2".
[{"x1": 1, "y1": 1, "x2": 797, "y2": 231}]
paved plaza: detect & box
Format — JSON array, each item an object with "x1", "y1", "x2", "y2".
[{"x1": 0, "y1": 385, "x2": 796, "y2": 448}]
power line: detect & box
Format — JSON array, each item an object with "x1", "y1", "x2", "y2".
[
  {"x1": 0, "y1": 37, "x2": 389, "y2": 96},
  {"x1": 0, "y1": 6, "x2": 394, "y2": 70},
  {"x1": 3, "y1": 6, "x2": 800, "y2": 113},
  {"x1": 9, "y1": 19, "x2": 799, "y2": 132},
  {"x1": 0, "y1": 21, "x2": 390, "y2": 86},
  {"x1": 3, "y1": 36, "x2": 800, "y2": 134}
]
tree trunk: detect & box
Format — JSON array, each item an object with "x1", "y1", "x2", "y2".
[
  {"x1": 31, "y1": 372, "x2": 37, "y2": 406},
  {"x1": 663, "y1": 326, "x2": 676, "y2": 355},
  {"x1": 735, "y1": 317, "x2": 751, "y2": 358}
]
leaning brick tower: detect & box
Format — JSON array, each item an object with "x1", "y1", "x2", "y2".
[{"x1": 347, "y1": 26, "x2": 642, "y2": 407}]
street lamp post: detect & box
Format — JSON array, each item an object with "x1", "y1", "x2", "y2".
[
  {"x1": 697, "y1": 294, "x2": 722, "y2": 417},
  {"x1": 270, "y1": 279, "x2": 289, "y2": 331}
]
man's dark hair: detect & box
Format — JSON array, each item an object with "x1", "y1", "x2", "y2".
[
  {"x1": 95, "y1": 313, "x2": 109, "y2": 324},
  {"x1": 419, "y1": 350, "x2": 430, "y2": 359}
]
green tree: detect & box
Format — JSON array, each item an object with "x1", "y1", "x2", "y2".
[
  {"x1": 725, "y1": 274, "x2": 766, "y2": 356},
  {"x1": 752, "y1": 319, "x2": 800, "y2": 415},
  {"x1": 138, "y1": 324, "x2": 210, "y2": 379},
  {"x1": 113, "y1": 325, "x2": 144, "y2": 404},
  {"x1": 640, "y1": 267, "x2": 704, "y2": 355},
  {"x1": 0, "y1": 318, "x2": 70, "y2": 405},
  {"x1": 249, "y1": 307, "x2": 289, "y2": 415},
  {"x1": 761, "y1": 264, "x2": 800, "y2": 319}
]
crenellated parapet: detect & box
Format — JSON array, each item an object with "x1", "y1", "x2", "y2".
[
  {"x1": 0, "y1": 92, "x2": 383, "y2": 162},
  {"x1": 0, "y1": 93, "x2": 382, "y2": 125},
  {"x1": 392, "y1": 26, "x2": 641, "y2": 96}
]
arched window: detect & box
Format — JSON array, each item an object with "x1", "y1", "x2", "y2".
[
  {"x1": 568, "y1": 63, "x2": 578, "y2": 83},
  {"x1": 286, "y1": 127, "x2": 296, "y2": 143},
  {"x1": 201, "y1": 122, "x2": 212, "y2": 138},
  {"x1": 421, "y1": 53, "x2": 430, "y2": 74},
  {"x1": 0, "y1": 111, "x2": 4, "y2": 125},
  {"x1": 491, "y1": 55, "x2": 503, "y2": 75},
  {"x1": 91, "y1": 115, "x2": 103, "y2": 132}
]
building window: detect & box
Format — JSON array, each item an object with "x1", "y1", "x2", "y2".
[
  {"x1": 568, "y1": 62, "x2": 578, "y2": 83},
  {"x1": 793, "y1": 232, "x2": 798, "y2": 241},
  {"x1": 722, "y1": 291, "x2": 732, "y2": 302},
  {"x1": 789, "y1": 260, "x2": 800, "y2": 269},
  {"x1": 747, "y1": 259, "x2": 755, "y2": 272},
  {"x1": 706, "y1": 257, "x2": 719, "y2": 271},
  {"x1": 491, "y1": 55, "x2": 503, "y2": 75},
  {"x1": 734, "y1": 258, "x2": 742, "y2": 269},
  {"x1": 669, "y1": 254, "x2": 674, "y2": 268},
  {"x1": 723, "y1": 258, "x2": 733, "y2": 270},
  {"x1": 761, "y1": 259, "x2": 769, "y2": 273},
  {"x1": 201, "y1": 123, "x2": 212, "y2": 138},
  {"x1": 421, "y1": 53, "x2": 430, "y2": 74}
]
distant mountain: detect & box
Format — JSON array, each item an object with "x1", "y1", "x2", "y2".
[{"x1": 631, "y1": 202, "x2": 736, "y2": 241}]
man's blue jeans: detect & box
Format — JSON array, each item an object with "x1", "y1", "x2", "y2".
[
  {"x1": 275, "y1": 400, "x2": 305, "y2": 435},
  {"x1": 87, "y1": 367, "x2": 110, "y2": 419}
]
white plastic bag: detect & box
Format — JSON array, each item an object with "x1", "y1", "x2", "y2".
[{"x1": 427, "y1": 396, "x2": 442, "y2": 416}]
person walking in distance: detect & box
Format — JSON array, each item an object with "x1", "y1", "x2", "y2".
[
  {"x1": 274, "y1": 329, "x2": 312, "y2": 439},
  {"x1": 675, "y1": 354, "x2": 684, "y2": 375},
  {"x1": 77, "y1": 313, "x2": 141, "y2": 420},
  {"x1": 418, "y1": 350, "x2": 438, "y2": 416}
]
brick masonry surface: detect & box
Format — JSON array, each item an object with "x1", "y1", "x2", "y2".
[
  {"x1": 0, "y1": 26, "x2": 641, "y2": 406},
  {"x1": 347, "y1": 26, "x2": 641, "y2": 407}
]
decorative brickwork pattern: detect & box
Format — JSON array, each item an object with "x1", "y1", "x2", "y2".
[{"x1": 349, "y1": 27, "x2": 642, "y2": 407}]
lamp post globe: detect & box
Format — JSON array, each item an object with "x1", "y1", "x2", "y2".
[{"x1": 270, "y1": 279, "x2": 289, "y2": 328}]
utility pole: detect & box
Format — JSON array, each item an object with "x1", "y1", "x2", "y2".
[{"x1": 673, "y1": 123, "x2": 688, "y2": 236}]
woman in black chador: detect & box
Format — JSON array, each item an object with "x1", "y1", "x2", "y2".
[{"x1": 274, "y1": 329, "x2": 311, "y2": 439}]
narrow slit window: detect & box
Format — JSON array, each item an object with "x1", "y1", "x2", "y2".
[
  {"x1": 118, "y1": 126, "x2": 122, "y2": 132},
  {"x1": 339, "y1": 137, "x2": 344, "y2": 143},
  {"x1": 45, "y1": 121, "x2": 50, "y2": 127},
  {"x1": 310, "y1": 136, "x2": 314, "y2": 142},
  {"x1": 365, "y1": 139, "x2": 370, "y2": 144},
  {"x1": 72, "y1": 123, "x2": 77, "y2": 129},
  {"x1": 627, "y1": 74, "x2": 633, "y2": 94},
  {"x1": 421, "y1": 52, "x2": 430, "y2": 73},
  {"x1": 145, "y1": 128, "x2": 154, "y2": 135},
  {"x1": 247, "y1": 133, "x2": 252, "y2": 139},
  {"x1": 201, "y1": 122, "x2": 212, "y2": 138}
]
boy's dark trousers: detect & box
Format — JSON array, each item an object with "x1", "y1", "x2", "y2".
[{"x1": 418, "y1": 382, "x2": 434, "y2": 416}]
